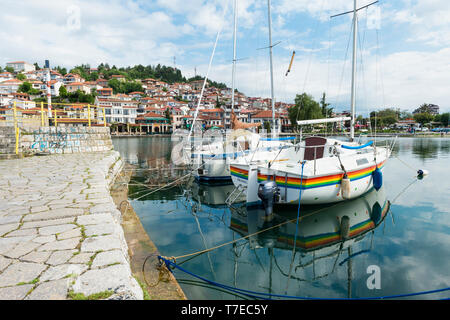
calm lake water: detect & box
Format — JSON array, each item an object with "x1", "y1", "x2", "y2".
[{"x1": 113, "y1": 136, "x2": 450, "y2": 300}]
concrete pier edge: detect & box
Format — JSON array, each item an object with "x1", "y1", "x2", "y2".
[{"x1": 0, "y1": 150, "x2": 184, "y2": 300}]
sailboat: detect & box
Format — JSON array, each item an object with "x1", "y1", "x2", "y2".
[
  {"x1": 229, "y1": 0, "x2": 394, "y2": 206},
  {"x1": 187, "y1": 0, "x2": 294, "y2": 183}
]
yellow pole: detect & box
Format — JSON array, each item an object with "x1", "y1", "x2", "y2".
[
  {"x1": 103, "y1": 107, "x2": 106, "y2": 127},
  {"x1": 40, "y1": 101, "x2": 44, "y2": 126},
  {"x1": 13, "y1": 101, "x2": 17, "y2": 128},
  {"x1": 88, "y1": 104, "x2": 91, "y2": 127},
  {"x1": 13, "y1": 101, "x2": 18, "y2": 154},
  {"x1": 15, "y1": 127, "x2": 19, "y2": 155},
  {"x1": 54, "y1": 109, "x2": 57, "y2": 127}
]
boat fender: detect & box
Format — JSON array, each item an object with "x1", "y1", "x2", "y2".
[
  {"x1": 417, "y1": 169, "x2": 429, "y2": 178},
  {"x1": 370, "y1": 202, "x2": 382, "y2": 225},
  {"x1": 372, "y1": 167, "x2": 383, "y2": 191},
  {"x1": 339, "y1": 215, "x2": 350, "y2": 240},
  {"x1": 341, "y1": 174, "x2": 351, "y2": 199}
]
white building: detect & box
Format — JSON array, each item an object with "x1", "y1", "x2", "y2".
[
  {"x1": 6, "y1": 61, "x2": 36, "y2": 73},
  {"x1": 0, "y1": 93, "x2": 13, "y2": 106},
  {"x1": 0, "y1": 72, "x2": 14, "y2": 82},
  {"x1": 66, "y1": 82, "x2": 91, "y2": 95},
  {"x1": 0, "y1": 79, "x2": 23, "y2": 93},
  {"x1": 9, "y1": 98, "x2": 36, "y2": 110},
  {"x1": 96, "y1": 97, "x2": 138, "y2": 124}
]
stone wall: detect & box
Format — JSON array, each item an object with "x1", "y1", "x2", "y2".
[
  {"x1": 20, "y1": 126, "x2": 113, "y2": 154},
  {"x1": 0, "y1": 127, "x2": 16, "y2": 155}
]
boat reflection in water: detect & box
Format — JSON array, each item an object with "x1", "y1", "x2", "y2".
[
  {"x1": 229, "y1": 186, "x2": 390, "y2": 297},
  {"x1": 190, "y1": 181, "x2": 246, "y2": 209}
]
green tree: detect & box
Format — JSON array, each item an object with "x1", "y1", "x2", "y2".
[
  {"x1": 320, "y1": 92, "x2": 330, "y2": 117},
  {"x1": 165, "y1": 108, "x2": 172, "y2": 124},
  {"x1": 107, "y1": 79, "x2": 121, "y2": 94},
  {"x1": 108, "y1": 79, "x2": 144, "y2": 94},
  {"x1": 414, "y1": 103, "x2": 436, "y2": 115},
  {"x1": 17, "y1": 82, "x2": 41, "y2": 95},
  {"x1": 370, "y1": 108, "x2": 400, "y2": 128},
  {"x1": 413, "y1": 112, "x2": 434, "y2": 126},
  {"x1": 5, "y1": 66, "x2": 14, "y2": 73},
  {"x1": 18, "y1": 82, "x2": 32, "y2": 93},
  {"x1": 16, "y1": 73, "x2": 26, "y2": 81},
  {"x1": 56, "y1": 66, "x2": 67, "y2": 75},
  {"x1": 288, "y1": 93, "x2": 323, "y2": 127},
  {"x1": 435, "y1": 113, "x2": 449, "y2": 127},
  {"x1": 59, "y1": 86, "x2": 68, "y2": 98}
]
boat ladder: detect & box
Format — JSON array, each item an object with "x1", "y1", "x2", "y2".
[{"x1": 225, "y1": 185, "x2": 246, "y2": 206}]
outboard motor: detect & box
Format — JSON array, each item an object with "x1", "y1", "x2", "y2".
[{"x1": 257, "y1": 179, "x2": 279, "y2": 216}]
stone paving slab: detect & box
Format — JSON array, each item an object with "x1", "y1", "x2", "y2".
[{"x1": 0, "y1": 151, "x2": 143, "y2": 300}]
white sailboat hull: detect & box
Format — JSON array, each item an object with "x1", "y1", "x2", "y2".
[{"x1": 230, "y1": 143, "x2": 390, "y2": 205}]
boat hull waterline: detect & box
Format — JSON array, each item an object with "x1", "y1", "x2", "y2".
[{"x1": 230, "y1": 158, "x2": 387, "y2": 205}]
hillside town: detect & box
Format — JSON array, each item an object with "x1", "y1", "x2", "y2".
[
  {"x1": 1, "y1": 60, "x2": 448, "y2": 134},
  {"x1": 0, "y1": 60, "x2": 298, "y2": 134}
]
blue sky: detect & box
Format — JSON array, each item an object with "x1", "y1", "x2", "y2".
[{"x1": 1, "y1": 0, "x2": 449, "y2": 113}]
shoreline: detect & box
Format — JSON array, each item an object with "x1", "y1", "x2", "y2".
[
  {"x1": 110, "y1": 163, "x2": 187, "y2": 300},
  {"x1": 109, "y1": 132, "x2": 449, "y2": 138}
]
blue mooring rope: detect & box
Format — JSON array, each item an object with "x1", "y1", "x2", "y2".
[{"x1": 158, "y1": 256, "x2": 450, "y2": 300}]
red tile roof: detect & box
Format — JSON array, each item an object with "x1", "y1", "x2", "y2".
[{"x1": 252, "y1": 110, "x2": 280, "y2": 118}]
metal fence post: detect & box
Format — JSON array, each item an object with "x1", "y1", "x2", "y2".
[
  {"x1": 13, "y1": 101, "x2": 17, "y2": 129},
  {"x1": 41, "y1": 101, "x2": 44, "y2": 126},
  {"x1": 103, "y1": 107, "x2": 106, "y2": 127},
  {"x1": 88, "y1": 104, "x2": 91, "y2": 127},
  {"x1": 13, "y1": 101, "x2": 19, "y2": 154}
]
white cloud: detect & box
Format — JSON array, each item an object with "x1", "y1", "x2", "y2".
[
  {"x1": 0, "y1": 0, "x2": 192, "y2": 68},
  {"x1": 1, "y1": 0, "x2": 449, "y2": 112},
  {"x1": 183, "y1": 44, "x2": 450, "y2": 113}
]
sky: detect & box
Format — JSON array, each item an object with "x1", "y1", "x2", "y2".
[{"x1": 1, "y1": 0, "x2": 449, "y2": 114}]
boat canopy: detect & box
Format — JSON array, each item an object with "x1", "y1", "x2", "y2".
[
  {"x1": 341, "y1": 141, "x2": 374, "y2": 150},
  {"x1": 296, "y1": 117, "x2": 351, "y2": 126}
]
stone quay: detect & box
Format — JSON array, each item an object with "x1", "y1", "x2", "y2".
[{"x1": 0, "y1": 150, "x2": 144, "y2": 300}]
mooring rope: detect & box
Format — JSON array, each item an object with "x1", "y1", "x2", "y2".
[
  {"x1": 158, "y1": 256, "x2": 450, "y2": 300},
  {"x1": 392, "y1": 154, "x2": 419, "y2": 173}
]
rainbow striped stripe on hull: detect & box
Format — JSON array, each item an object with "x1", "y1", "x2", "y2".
[
  {"x1": 258, "y1": 161, "x2": 386, "y2": 190},
  {"x1": 230, "y1": 161, "x2": 385, "y2": 189},
  {"x1": 230, "y1": 160, "x2": 386, "y2": 204}
]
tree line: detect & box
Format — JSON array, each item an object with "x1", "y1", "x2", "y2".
[{"x1": 288, "y1": 93, "x2": 449, "y2": 130}]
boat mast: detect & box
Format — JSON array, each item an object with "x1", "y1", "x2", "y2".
[
  {"x1": 267, "y1": 0, "x2": 276, "y2": 136},
  {"x1": 231, "y1": 0, "x2": 238, "y2": 114},
  {"x1": 332, "y1": 1, "x2": 380, "y2": 141},
  {"x1": 350, "y1": 0, "x2": 358, "y2": 141}
]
